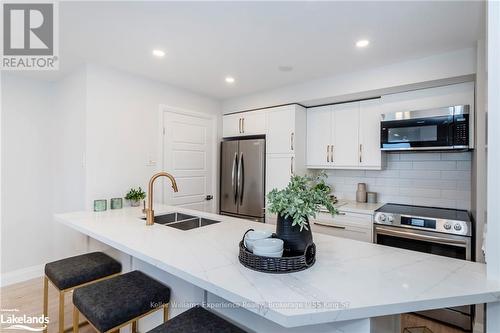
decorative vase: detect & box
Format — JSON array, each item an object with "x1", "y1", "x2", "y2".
[
  {"x1": 276, "y1": 214, "x2": 313, "y2": 255},
  {"x1": 356, "y1": 183, "x2": 367, "y2": 203},
  {"x1": 130, "y1": 199, "x2": 141, "y2": 207}
]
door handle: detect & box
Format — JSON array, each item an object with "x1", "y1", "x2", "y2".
[
  {"x1": 359, "y1": 144, "x2": 363, "y2": 163},
  {"x1": 238, "y1": 118, "x2": 242, "y2": 133},
  {"x1": 326, "y1": 145, "x2": 330, "y2": 163},
  {"x1": 290, "y1": 156, "x2": 294, "y2": 175},
  {"x1": 242, "y1": 118, "x2": 245, "y2": 133},
  {"x1": 232, "y1": 152, "x2": 238, "y2": 204},
  {"x1": 331, "y1": 145, "x2": 334, "y2": 163},
  {"x1": 205, "y1": 195, "x2": 214, "y2": 201},
  {"x1": 238, "y1": 152, "x2": 244, "y2": 205},
  {"x1": 291, "y1": 132, "x2": 294, "y2": 151}
]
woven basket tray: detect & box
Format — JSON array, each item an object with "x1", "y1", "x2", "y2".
[{"x1": 238, "y1": 229, "x2": 316, "y2": 273}]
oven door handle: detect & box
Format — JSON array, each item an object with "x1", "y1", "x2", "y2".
[{"x1": 375, "y1": 227, "x2": 468, "y2": 247}]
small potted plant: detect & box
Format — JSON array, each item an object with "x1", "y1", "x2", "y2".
[
  {"x1": 267, "y1": 173, "x2": 337, "y2": 254},
  {"x1": 125, "y1": 187, "x2": 146, "y2": 207}
]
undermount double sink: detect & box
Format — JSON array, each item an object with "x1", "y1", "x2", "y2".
[{"x1": 141, "y1": 212, "x2": 220, "y2": 230}]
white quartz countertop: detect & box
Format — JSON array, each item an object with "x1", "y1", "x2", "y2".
[
  {"x1": 333, "y1": 200, "x2": 384, "y2": 214},
  {"x1": 55, "y1": 206, "x2": 500, "y2": 328}
]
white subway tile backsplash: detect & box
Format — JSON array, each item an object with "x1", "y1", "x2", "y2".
[
  {"x1": 324, "y1": 151, "x2": 472, "y2": 210},
  {"x1": 386, "y1": 153, "x2": 400, "y2": 161},
  {"x1": 387, "y1": 161, "x2": 413, "y2": 170},
  {"x1": 457, "y1": 161, "x2": 472, "y2": 170},
  {"x1": 399, "y1": 152, "x2": 442, "y2": 161},
  {"x1": 441, "y1": 189, "x2": 471, "y2": 200},
  {"x1": 365, "y1": 169, "x2": 400, "y2": 178},
  {"x1": 441, "y1": 170, "x2": 471, "y2": 181},
  {"x1": 399, "y1": 170, "x2": 442, "y2": 179},
  {"x1": 412, "y1": 161, "x2": 457, "y2": 170},
  {"x1": 441, "y1": 152, "x2": 472, "y2": 161},
  {"x1": 399, "y1": 187, "x2": 441, "y2": 198}
]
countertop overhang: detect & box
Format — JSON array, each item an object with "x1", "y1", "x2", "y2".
[{"x1": 55, "y1": 206, "x2": 500, "y2": 328}]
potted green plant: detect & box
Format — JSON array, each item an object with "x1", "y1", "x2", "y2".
[
  {"x1": 125, "y1": 187, "x2": 146, "y2": 207},
  {"x1": 267, "y1": 173, "x2": 337, "y2": 254}
]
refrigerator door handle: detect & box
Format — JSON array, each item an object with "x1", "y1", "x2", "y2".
[
  {"x1": 238, "y1": 152, "x2": 244, "y2": 205},
  {"x1": 231, "y1": 152, "x2": 238, "y2": 204}
]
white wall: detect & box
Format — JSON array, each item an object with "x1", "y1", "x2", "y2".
[
  {"x1": 52, "y1": 68, "x2": 88, "y2": 259},
  {"x1": 1, "y1": 74, "x2": 56, "y2": 281},
  {"x1": 222, "y1": 47, "x2": 476, "y2": 113},
  {"x1": 84, "y1": 64, "x2": 221, "y2": 209},
  {"x1": 1, "y1": 64, "x2": 222, "y2": 285}
]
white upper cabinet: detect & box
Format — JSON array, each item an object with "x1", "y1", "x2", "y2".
[
  {"x1": 222, "y1": 113, "x2": 242, "y2": 137},
  {"x1": 332, "y1": 103, "x2": 360, "y2": 168},
  {"x1": 242, "y1": 110, "x2": 266, "y2": 135},
  {"x1": 306, "y1": 100, "x2": 382, "y2": 170},
  {"x1": 266, "y1": 106, "x2": 295, "y2": 154},
  {"x1": 222, "y1": 110, "x2": 266, "y2": 137},
  {"x1": 306, "y1": 105, "x2": 332, "y2": 167},
  {"x1": 358, "y1": 99, "x2": 383, "y2": 168}
]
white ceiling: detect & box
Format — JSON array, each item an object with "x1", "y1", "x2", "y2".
[{"x1": 41, "y1": 1, "x2": 484, "y2": 99}]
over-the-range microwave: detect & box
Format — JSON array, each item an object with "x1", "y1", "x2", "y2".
[{"x1": 380, "y1": 105, "x2": 473, "y2": 151}]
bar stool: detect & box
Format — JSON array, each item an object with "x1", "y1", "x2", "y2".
[
  {"x1": 147, "y1": 305, "x2": 247, "y2": 333},
  {"x1": 44, "y1": 252, "x2": 122, "y2": 333},
  {"x1": 72, "y1": 270, "x2": 171, "y2": 333}
]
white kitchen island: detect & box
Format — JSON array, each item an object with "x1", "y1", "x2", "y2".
[{"x1": 55, "y1": 206, "x2": 500, "y2": 333}]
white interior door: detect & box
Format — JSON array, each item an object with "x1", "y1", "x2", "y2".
[{"x1": 163, "y1": 110, "x2": 215, "y2": 212}]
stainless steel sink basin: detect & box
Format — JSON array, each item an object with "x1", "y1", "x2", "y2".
[
  {"x1": 166, "y1": 217, "x2": 221, "y2": 231},
  {"x1": 140, "y1": 212, "x2": 220, "y2": 230},
  {"x1": 141, "y1": 212, "x2": 197, "y2": 225}
]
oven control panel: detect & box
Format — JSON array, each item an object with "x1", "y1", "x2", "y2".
[{"x1": 374, "y1": 212, "x2": 470, "y2": 236}]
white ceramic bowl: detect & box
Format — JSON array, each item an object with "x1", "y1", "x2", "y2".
[
  {"x1": 253, "y1": 248, "x2": 284, "y2": 258},
  {"x1": 252, "y1": 238, "x2": 284, "y2": 253},
  {"x1": 244, "y1": 230, "x2": 272, "y2": 251}
]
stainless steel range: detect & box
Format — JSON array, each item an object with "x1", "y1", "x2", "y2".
[{"x1": 373, "y1": 203, "x2": 473, "y2": 331}]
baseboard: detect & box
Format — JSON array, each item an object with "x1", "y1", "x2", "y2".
[{"x1": 0, "y1": 264, "x2": 44, "y2": 287}]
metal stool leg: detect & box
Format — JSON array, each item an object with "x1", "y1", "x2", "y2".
[
  {"x1": 43, "y1": 276, "x2": 48, "y2": 333},
  {"x1": 59, "y1": 291, "x2": 65, "y2": 333}
]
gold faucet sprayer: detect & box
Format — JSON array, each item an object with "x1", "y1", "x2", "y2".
[{"x1": 144, "y1": 172, "x2": 179, "y2": 226}]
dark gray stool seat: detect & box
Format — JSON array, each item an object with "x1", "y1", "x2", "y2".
[
  {"x1": 148, "y1": 306, "x2": 247, "y2": 333},
  {"x1": 45, "y1": 251, "x2": 121, "y2": 290},
  {"x1": 73, "y1": 270, "x2": 171, "y2": 332}
]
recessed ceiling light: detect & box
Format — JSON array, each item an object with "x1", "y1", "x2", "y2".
[
  {"x1": 356, "y1": 39, "x2": 370, "y2": 48},
  {"x1": 152, "y1": 49, "x2": 165, "y2": 57},
  {"x1": 278, "y1": 65, "x2": 294, "y2": 72},
  {"x1": 225, "y1": 76, "x2": 235, "y2": 84}
]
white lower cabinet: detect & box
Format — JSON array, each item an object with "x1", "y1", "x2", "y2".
[
  {"x1": 310, "y1": 211, "x2": 373, "y2": 242},
  {"x1": 266, "y1": 154, "x2": 294, "y2": 196}
]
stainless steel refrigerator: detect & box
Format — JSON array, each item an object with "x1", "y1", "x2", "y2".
[{"x1": 220, "y1": 138, "x2": 265, "y2": 222}]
